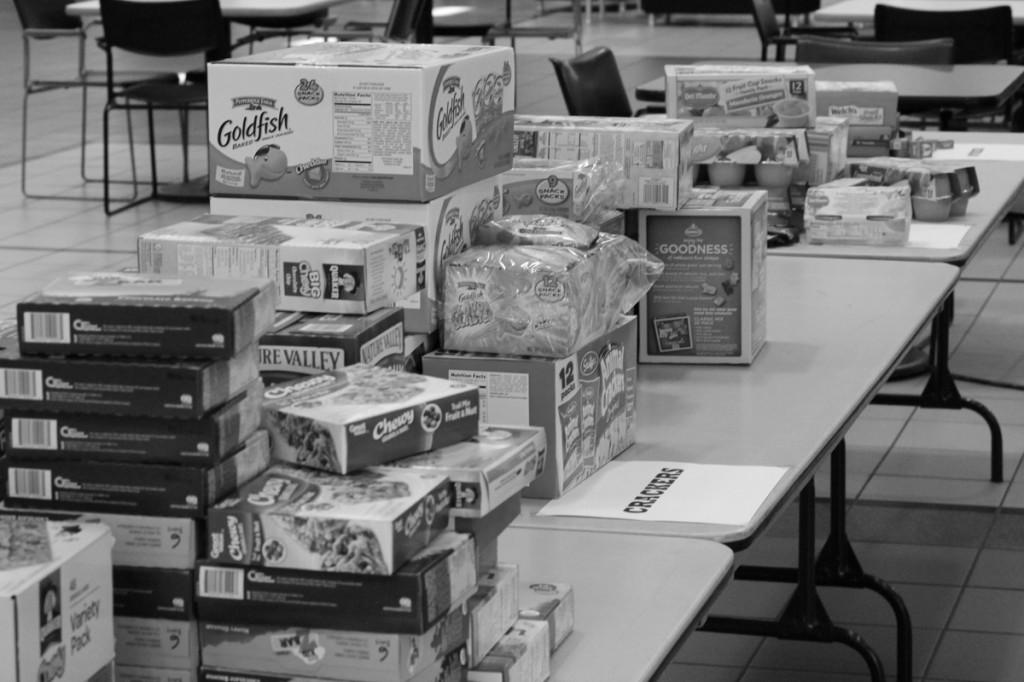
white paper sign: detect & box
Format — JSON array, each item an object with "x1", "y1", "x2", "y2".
[
  {"x1": 907, "y1": 223, "x2": 971, "y2": 249},
  {"x1": 536, "y1": 460, "x2": 788, "y2": 526},
  {"x1": 927, "y1": 144, "x2": 1024, "y2": 162}
]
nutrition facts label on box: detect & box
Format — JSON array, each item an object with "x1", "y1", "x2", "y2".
[{"x1": 449, "y1": 369, "x2": 530, "y2": 425}]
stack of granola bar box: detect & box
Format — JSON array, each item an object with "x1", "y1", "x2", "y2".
[{"x1": 0, "y1": 272, "x2": 278, "y2": 682}]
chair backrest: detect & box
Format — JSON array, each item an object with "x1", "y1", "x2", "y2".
[
  {"x1": 383, "y1": 0, "x2": 431, "y2": 42},
  {"x1": 12, "y1": 0, "x2": 80, "y2": 31},
  {"x1": 550, "y1": 46, "x2": 634, "y2": 117},
  {"x1": 98, "y1": 0, "x2": 227, "y2": 57},
  {"x1": 795, "y1": 35, "x2": 955, "y2": 65},
  {"x1": 750, "y1": 0, "x2": 783, "y2": 42},
  {"x1": 874, "y1": 4, "x2": 1013, "y2": 64}
]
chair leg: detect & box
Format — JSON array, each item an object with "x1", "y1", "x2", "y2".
[
  {"x1": 148, "y1": 106, "x2": 160, "y2": 197},
  {"x1": 179, "y1": 109, "x2": 191, "y2": 182}
]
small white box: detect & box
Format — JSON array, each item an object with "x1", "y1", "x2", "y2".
[
  {"x1": 0, "y1": 518, "x2": 115, "y2": 682},
  {"x1": 638, "y1": 189, "x2": 768, "y2": 364},
  {"x1": 518, "y1": 582, "x2": 574, "y2": 652},
  {"x1": 467, "y1": 619, "x2": 550, "y2": 682},
  {"x1": 208, "y1": 42, "x2": 515, "y2": 202},
  {"x1": 468, "y1": 564, "x2": 519, "y2": 666}
]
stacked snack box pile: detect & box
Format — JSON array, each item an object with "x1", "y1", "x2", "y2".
[{"x1": 0, "y1": 272, "x2": 278, "y2": 682}]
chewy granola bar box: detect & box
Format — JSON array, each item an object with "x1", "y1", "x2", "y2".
[
  {"x1": 207, "y1": 42, "x2": 515, "y2": 203},
  {"x1": 206, "y1": 463, "x2": 450, "y2": 575},
  {"x1": 260, "y1": 364, "x2": 480, "y2": 474},
  {"x1": 17, "y1": 272, "x2": 276, "y2": 359},
  {"x1": 198, "y1": 601, "x2": 469, "y2": 682},
  {"x1": 381, "y1": 425, "x2": 545, "y2": 518},
  {"x1": 196, "y1": 531, "x2": 477, "y2": 634},
  {"x1": 137, "y1": 215, "x2": 423, "y2": 316},
  {"x1": 4, "y1": 379, "x2": 263, "y2": 465},
  {"x1": 112, "y1": 567, "x2": 194, "y2": 621},
  {"x1": 2, "y1": 430, "x2": 272, "y2": 518},
  {"x1": 0, "y1": 516, "x2": 115, "y2": 682}
]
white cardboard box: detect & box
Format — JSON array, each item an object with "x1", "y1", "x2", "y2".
[
  {"x1": 207, "y1": 42, "x2": 515, "y2": 203},
  {"x1": 0, "y1": 518, "x2": 115, "y2": 682}
]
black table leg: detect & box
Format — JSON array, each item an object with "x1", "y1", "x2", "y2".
[{"x1": 872, "y1": 294, "x2": 1004, "y2": 482}]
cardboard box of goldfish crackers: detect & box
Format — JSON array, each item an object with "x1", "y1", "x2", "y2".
[{"x1": 208, "y1": 42, "x2": 515, "y2": 203}]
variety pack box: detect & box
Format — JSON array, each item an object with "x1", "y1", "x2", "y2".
[
  {"x1": 260, "y1": 364, "x2": 480, "y2": 474},
  {"x1": 512, "y1": 114, "x2": 694, "y2": 210},
  {"x1": 198, "y1": 602, "x2": 469, "y2": 682},
  {"x1": 137, "y1": 215, "x2": 424, "y2": 316},
  {"x1": 0, "y1": 517, "x2": 115, "y2": 682},
  {"x1": 665, "y1": 63, "x2": 816, "y2": 128},
  {"x1": 113, "y1": 567, "x2": 194, "y2": 621},
  {"x1": 637, "y1": 190, "x2": 768, "y2": 364},
  {"x1": 3, "y1": 380, "x2": 263, "y2": 464},
  {"x1": 196, "y1": 531, "x2": 477, "y2": 634},
  {"x1": 2, "y1": 430, "x2": 271, "y2": 517},
  {"x1": 211, "y1": 177, "x2": 504, "y2": 334},
  {"x1": 381, "y1": 426, "x2": 544, "y2": 518},
  {"x1": 814, "y1": 80, "x2": 898, "y2": 127},
  {"x1": 206, "y1": 463, "x2": 451, "y2": 575},
  {"x1": 116, "y1": 666, "x2": 198, "y2": 682},
  {"x1": 466, "y1": 619, "x2": 550, "y2": 682},
  {"x1": 17, "y1": 272, "x2": 276, "y2": 360},
  {"x1": 114, "y1": 617, "x2": 199, "y2": 669},
  {"x1": 517, "y1": 582, "x2": 574, "y2": 653},
  {"x1": 467, "y1": 564, "x2": 518, "y2": 667},
  {"x1": 424, "y1": 316, "x2": 638, "y2": 499},
  {"x1": 207, "y1": 42, "x2": 515, "y2": 203},
  {"x1": 258, "y1": 308, "x2": 405, "y2": 382},
  {"x1": 0, "y1": 323, "x2": 259, "y2": 418}
]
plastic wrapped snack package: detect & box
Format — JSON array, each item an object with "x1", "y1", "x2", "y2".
[
  {"x1": 471, "y1": 214, "x2": 600, "y2": 249},
  {"x1": 502, "y1": 157, "x2": 628, "y2": 226},
  {"x1": 444, "y1": 218, "x2": 663, "y2": 357}
]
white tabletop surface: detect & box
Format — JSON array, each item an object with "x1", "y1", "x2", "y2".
[
  {"x1": 66, "y1": 0, "x2": 343, "y2": 19},
  {"x1": 499, "y1": 527, "x2": 733, "y2": 682},
  {"x1": 515, "y1": 256, "x2": 959, "y2": 545},
  {"x1": 814, "y1": 0, "x2": 1024, "y2": 25}
]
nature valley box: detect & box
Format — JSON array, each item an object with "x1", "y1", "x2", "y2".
[
  {"x1": 211, "y1": 177, "x2": 504, "y2": 333},
  {"x1": 207, "y1": 42, "x2": 515, "y2": 203},
  {"x1": 0, "y1": 516, "x2": 115, "y2": 682}
]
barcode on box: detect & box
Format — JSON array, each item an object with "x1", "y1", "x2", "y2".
[
  {"x1": 11, "y1": 418, "x2": 58, "y2": 450},
  {"x1": 0, "y1": 369, "x2": 44, "y2": 400},
  {"x1": 198, "y1": 566, "x2": 244, "y2": 600},
  {"x1": 9, "y1": 467, "x2": 53, "y2": 500},
  {"x1": 640, "y1": 179, "x2": 671, "y2": 208},
  {"x1": 22, "y1": 312, "x2": 71, "y2": 343}
]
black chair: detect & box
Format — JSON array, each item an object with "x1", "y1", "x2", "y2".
[
  {"x1": 751, "y1": 0, "x2": 857, "y2": 61},
  {"x1": 314, "y1": 0, "x2": 432, "y2": 43},
  {"x1": 550, "y1": 46, "x2": 663, "y2": 116},
  {"x1": 233, "y1": 10, "x2": 336, "y2": 54},
  {"x1": 795, "y1": 35, "x2": 955, "y2": 64},
  {"x1": 874, "y1": 4, "x2": 1015, "y2": 64},
  {"x1": 98, "y1": 0, "x2": 228, "y2": 215}
]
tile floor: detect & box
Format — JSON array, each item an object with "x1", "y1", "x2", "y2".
[{"x1": 9, "y1": 0, "x2": 1024, "y2": 679}]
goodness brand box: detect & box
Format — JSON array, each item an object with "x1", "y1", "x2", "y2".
[
  {"x1": 196, "y1": 531, "x2": 477, "y2": 634},
  {"x1": 114, "y1": 617, "x2": 199, "y2": 669},
  {"x1": 17, "y1": 272, "x2": 276, "y2": 359},
  {"x1": 116, "y1": 667, "x2": 198, "y2": 682},
  {"x1": 424, "y1": 316, "x2": 637, "y2": 499},
  {"x1": 4, "y1": 380, "x2": 263, "y2": 464},
  {"x1": 2, "y1": 430, "x2": 271, "y2": 517},
  {"x1": 198, "y1": 602, "x2": 469, "y2": 682},
  {"x1": 258, "y1": 308, "x2": 404, "y2": 381},
  {"x1": 638, "y1": 190, "x2": 768, "y2": 365},
  {"x1": 212, "y1": 178, "x2": 504, "y2": 334},
  {"x1": 113, "y1": 567, "x2": 194, "y2": 621},
  {"x1": 512, "y1": 114, "x2": 694, "y2": 210},
  {"x1": 137, "y1": 215, "x2": 423, "y2": 316},
  {"x1": 206, "y1": 463, "x2": 450, "y2": 575},
  {"x1": 0, "y1": 517, "x2": 115, "y2": 682},
  {"x1": 207, "y1": 42, "x2": 515, "y2": 203},
  {"x1": 0, "y1": 323, "x2": 259, "y2": 418},
  {"x1": 260, "y1": 364, "x2": 480, "y2": 474}
]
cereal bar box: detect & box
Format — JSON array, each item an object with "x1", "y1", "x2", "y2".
[
  {"x1": 137, "y1": 215, "x2": 423, "y2": 316},
  {"x1": 0, "y1": 516, "x2": 115, "y2": 682},
  {"x1": 112, "y1": 567, "x2": 194, "y2": 621},
  {"x1": 665, "y1": 63, "x2": 815, "y2": 128},
  {"x1": 260, "y1": 364, "x2": 480, "y2": 473},
  {"x1": 381, "y1": 425, "x2": 545, "y2": 518},
  {"x1": 206, "y1": 463, "x2": 451, "y2": 575},
  {"x1": 207, "y1": 42, "x2": 515, "y2": 202},
  {"x1": 512, "y1": 114, "x2": 694, "y2": 210},
  {"x1": 17, "y1": 272, "x2": 276, "y2": 359},
  {"x1": 211, "y1": 177, "x2": 504, "y2": 334},
  {"x1": 198, "y1": 601, "x2": 469, "y2": 682}
]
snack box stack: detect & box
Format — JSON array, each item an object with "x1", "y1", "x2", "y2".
[
  {"x1": 0, "y1": 514, "x2": 116, "y2": 682},
  {"x1": 0, "y1": 272, "x2": 280, "y2": 682},
  {"x1": 204, "y1": 40, "x2": 517, "y2": 349}
]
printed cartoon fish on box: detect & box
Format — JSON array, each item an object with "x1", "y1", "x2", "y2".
[{"x1": 207, "y1": 42, "x2": 515, "y2": 203}]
